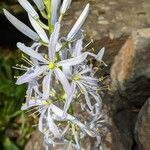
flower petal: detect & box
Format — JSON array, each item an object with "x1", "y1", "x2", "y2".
[
  {"x1": 73, "y1": 39, "x2": 83, "y2": 57},
  {"x1": 42, "y1": 71, "x2": 52, "y2": 100},
  {"x1": 77, "y1": 81, "x2": 93, "y2": 111},
  {"x1": 54, "y1": 69, "x2": 70, "y2": 94},
  {"x1": 16, "y1": 66, "x2": 47, "y2": 85},
  {"x1": 47, "y1": 107, "x2": 61, "y2": 138},
  {"x1": 3, "y1": 9, "x2": 40, "y2": 41},
  {"x1": 18, "y1": 0, "x2": 39, "y2": 19},
  {"x1": 57, "y1": 52, "x2": 88, "y2": 67},
  {"x1": 51, "y1": 0, "x2": 61, "y2": 24},
  {"x1": 89, "y1": 92, "x2": 102, "y2": 110},
  {"x1": 95, "y1": 47, "x2": 105, "y2": 61},
  {"x1": 39, "y1": 108, "x2": 47, "y2": 132},
  {"x1": 33, "y1": 0, "x2": 45, "y2": 11},
  {"x1": 17, "y1": 42, "x2": 48, "y2": 63},
  {"x1": 62, "y1": 82, "x2": 76, "y2": 118},
  {"x1": 60, "y1": 0, "x2": 72, "y2": 14},
  {"x1": 48, "y1": 22, "x2": 60, "y2": 61},
  {"x1": 67, "y1": 4, "x2": 89, "y2": 41},
  {"x1": 28, "y1": 15, "x2": 49, "y2": 43}
]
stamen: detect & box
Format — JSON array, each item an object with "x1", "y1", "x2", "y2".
[
  {"x1": 12, "y1": 66, "x2": 27, "y2": 71},
  {"x1": 84, "y1": 39, "x2": 94, "y2": 49},
  {"x1": 22, "y1": 54, "x2": 34, "y2": 66}
]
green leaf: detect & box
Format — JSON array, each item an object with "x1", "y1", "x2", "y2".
[{"x1": 3, "y1": 138, "x2": 19, "y2": 150}]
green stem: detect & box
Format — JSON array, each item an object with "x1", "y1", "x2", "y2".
[
  {"x1": 68, "y1": 103, "x2": 74, "y2": 115},
  {"x1": 44, "y1": 0, "x2": 52, "y2": 34}
]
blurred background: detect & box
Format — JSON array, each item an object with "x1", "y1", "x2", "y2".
[{"x1": 0, "y1": 0, "x2": 149, "y2": 149}]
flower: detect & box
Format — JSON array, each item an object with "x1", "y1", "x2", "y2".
[{"x1": 62, "y1": 38, "x2": 104, "y2": 118}]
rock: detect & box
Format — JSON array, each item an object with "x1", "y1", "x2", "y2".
[
  {"x1": 135, "y1": 99, "x2": 150, "y2": 150},
  {"x1": 100, "y1": 93, "x2": 134, "y2": 150},
  {"x1": 63, "y1": 0, "x2": 150, "y2": 40},
  {"x1": 111, "y1": 28, "x2": 150, "y2": 108}
]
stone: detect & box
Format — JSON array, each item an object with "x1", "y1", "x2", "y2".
[
  {"x1": 111, "y1": 28, "x2": 150, "y2": 108},
  {"x1": 135, "y1": 99, "x2": 150, "y2": 150},
  {"x1": 100, "y1": 93, "x2": 134, "y2": 150}
]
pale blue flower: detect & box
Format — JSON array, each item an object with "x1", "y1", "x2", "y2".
[
  {"x1": 21, "y1": 96, "x2": 97, "y2": 140},
  {"x1": 62, "y1": 38, "x2": 103, "y2": 118}
]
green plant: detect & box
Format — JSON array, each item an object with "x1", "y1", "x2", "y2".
[{"x1": 0, "y1": 51, "x2": 33, "y2": 149}]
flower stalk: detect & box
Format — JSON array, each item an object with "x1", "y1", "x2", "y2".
[{"x1": 3, "y1": 0, "x2": 106, "y2": 149}]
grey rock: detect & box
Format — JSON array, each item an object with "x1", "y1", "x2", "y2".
[
  {"x1": 111, "y1": 28, "x2": 150, "y2": 108},
  {"x1": 135, "y1": 99, "x2": 150, "y2": 150}
]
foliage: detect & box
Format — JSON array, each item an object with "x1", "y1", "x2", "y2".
[{"x1": 0, "y1": 51, "x2": 33, "y2": 149}]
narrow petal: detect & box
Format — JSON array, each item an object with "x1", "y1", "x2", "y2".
[
  {"x1": 79, "y1": 67, "x2": 92, "y2": 75},
  {"x1": 89, "y1": 92, "x2": 102, "y2": 110},
  {"x1": 17, "y1": 42, "x2": 48, "y2": 63},
  {"x1": 54, "y1": 69, "x2": 70, "y2": 94},
  {"x1": 42, "y1": 71, "x2": 52, "y2": 100},
  {"x1": 67, "y1": 4, "x2": 89, "y2": 41},
  {"x1": 60, "y1": 0, "x2": 72, "y2": 14},
  {"x1": 3, "y1": 9, "x2": 40, "y2": 41},
  {"x1": 81, "y1": 76, "x2": 98, "y2": 87},
  {"x1": 16, "y1": 66, "x2": 47, "y2": 85},
  {"x1": 39, "y1": 108, "x2": 47, "y2": 132},
  {"x1": 47, "y1": 107, "x2": 61, "y2": 138},
  {"x1": 79, "y1": 82, "x2": 93, "y2": 111},
  {"x1": 48, "y1": 22, "x2": 60, "y2": 61},
  {"x1": 33, "y1": 0, "x2": 45, "y2": 11},
  {"x1": 28, "y1": 15, "x2": 49, "y2": 43},
  {"x1": 73, "y1": 39, "x2": 83, "y2": 57},
  {"x1": 51, "y1": 0, "x2": 61, "y2": 24},
  {"x1": 60, "y1": 51, "x2": 72, "y2": 75},
  {"x1": 95, "y1": 47, "x2": 105, "y2": 61},
  {"x1": 72, "y1": 125, "x2": 80, "y2": 149},
  {"x1": 62, "y1": 82, "x2": 76, "y2": 118},
  {"x1": 18, "y1": 0, "x2": 39, "y2": 19},
  {"x1": 57, "y1": 52, "x2": 88, "y2": 67}
]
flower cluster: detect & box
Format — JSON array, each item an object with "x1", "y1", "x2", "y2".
[{"x1": 4, "y1": 0, "x2": 105, "y2": 149}]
